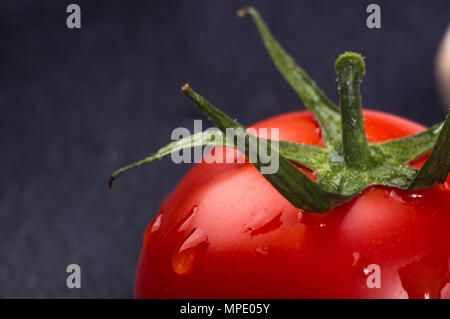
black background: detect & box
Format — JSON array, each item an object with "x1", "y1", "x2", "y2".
[{"x1": 1, "y1": 0, "x2": 449, "y2": 298}]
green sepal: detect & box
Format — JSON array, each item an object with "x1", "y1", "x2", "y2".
[
  {"x1": 370, "y1": 122, "x2": 443, "y2": 164},
  {"x1": 108, "y1": 130, "x2": 329, "y2": 188},
  {"x1": 182, "y1": 84, "x2": 354, "y2": 212},
  {"x1": 277, "y1": 140, "x2": 329, "y2": 169},
  {"x1": 108, "y1": 130, "x2": 231, "y2": 188},
  {"x1": 408, "y1": 114, "x2": 450, "y2": 190},
  {"x1": 238, "y1": 7, "x2": 342, "y2": 149}
]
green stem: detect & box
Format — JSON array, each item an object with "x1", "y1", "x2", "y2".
[{"x1": 335, "y1": 52, "x2": 371, "y2": 169}]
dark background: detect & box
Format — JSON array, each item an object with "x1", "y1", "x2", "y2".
[{"x1": 0, "y1": 0, "x2": 449, "y2": 298}]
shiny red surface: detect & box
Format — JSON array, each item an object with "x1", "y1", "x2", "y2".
[{"x1": 135, "y1": 110, "x2": 450, "y2": 298}]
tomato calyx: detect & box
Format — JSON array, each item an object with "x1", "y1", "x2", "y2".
[{"x1": 109, "y1": 7, "x2": 450, "y2": 213}]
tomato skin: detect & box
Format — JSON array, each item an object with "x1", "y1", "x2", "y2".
[{"x1": 135, "y1": 110, "x2": 450, "y2": 299}]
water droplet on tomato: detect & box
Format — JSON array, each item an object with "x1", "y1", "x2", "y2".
[
  {"x1": 143, "y1": 212, "x2": 163, "y2": 244},
  {"x1": 352, "y1": 251, "x2": 361, "y2": 266},
  {"x1": 298, "y1": 212, "x2": 328, "y2": 228},
  {"x1": 313, "y1": 120, "x2": 324, "y2": 145},
  {"x1": 363, "y1": 267, "x2": 371, "y2": 275},
  {"x1": 350, "y1": 251, "x2": 374, "y2": 277},
  {"x1": 389, "y1": 190, "x2": 407, "y2": 204},
  {"x1": 172, "y1": 228, "x2": 209, "y2": 275},
  {"x1": 178, "y1": 206, "x2": 198, "y2": 232},
  {"x1": 244, "y1": 211, "x2": 282, "y2": 236},
  {"x1": 329, "y1": 150, "x2": 344, "y2": 163},
  {"x1": 163, "y1": 205, "x2": 198, "y2": 244},
  {"x1": 255, "y1": 246, "x2": 270, "y2": 256},
  {"x1": 297, "y1": 211, "x2": 304, "y2": 222}
]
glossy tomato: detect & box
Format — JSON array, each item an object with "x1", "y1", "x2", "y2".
[{"x1": 135, "y1": 110, "x2": 450, "y2": 299}]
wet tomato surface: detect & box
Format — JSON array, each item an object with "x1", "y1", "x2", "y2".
[{"x1": 135, "y1": 110, "x2": 450, "y2": 299}]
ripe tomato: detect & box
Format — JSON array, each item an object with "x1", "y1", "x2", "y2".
[{"x1": 135, "y1": 110, "x2": 450, "y2": 299}]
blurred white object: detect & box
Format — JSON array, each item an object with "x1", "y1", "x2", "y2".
[{"x1": 436, "y1": 25, "x2": 450, "y2": 111}]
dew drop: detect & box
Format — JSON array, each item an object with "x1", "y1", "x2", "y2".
[
  {"x1": 389, "y1": 190, "x2": 407, "y2": 204},
  {"x1": 143, "y1": 212, "x2": 162, "y2": 244},
  {"x1": 244, "y1": 211, "x2": 282, "y2": 236},
  {"x1": 350, "y1": 251, "x2": 374, "y2": 277},
  {"x1": 178, "y1": 206, "x2": 198, "y2": 232},
  {"x1": 313, "y1": 121, "x2": 324, "y2": 145},
  {"x1": 172, "y1": 228, "x2": 209, "y2": 275},
  {"x1": 352, "y1": 251, "x2": 361, "y2": 267},
  {"x1": 363, "y1": 267, "x2": 371, "y2": 275},
  {"x1": 150, "y1": 214, "x2": 162, "y2": 233},
  {"x1": 255, "y1": 246, "x2": 270, "y2": 256},
  {"x1": 329, "y1": 150, "x2": 344, "y2": 163},
  {"x1": 297, "y1": 211, "x2": 304, "y2": 222},
  {"x1": 163, "y1": 205, "x2": 198, "y2": 244},
  {"x1": 298, "y1": 212, "x2": 328, "y2": 228},
  {"x1": 433, "y1": 124, "x2": 444, "y2": 134}
]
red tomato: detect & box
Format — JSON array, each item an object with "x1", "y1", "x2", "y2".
[{"x1": 135, "y1": 110, "x2": 450, "y2": 299}]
